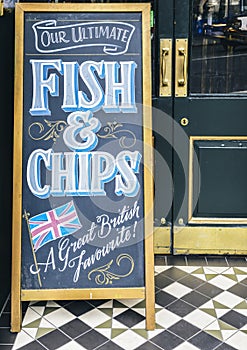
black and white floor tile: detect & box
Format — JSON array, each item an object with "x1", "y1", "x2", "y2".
[{"x1": 1, "y1": 257, "x2": 247, "y2": 349}]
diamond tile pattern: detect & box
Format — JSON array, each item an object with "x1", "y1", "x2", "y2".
[{"x1": 1, "y1": 259, "x2": 247, "y2": 349}]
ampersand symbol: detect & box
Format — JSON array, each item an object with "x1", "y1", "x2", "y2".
[{"x1": 63, "y1": 111, "x2": 101, "y2": 152}]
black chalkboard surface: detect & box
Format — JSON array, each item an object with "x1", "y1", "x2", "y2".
[{"x1": 12, "y1": 3, "x2": 154, "y2": 332}]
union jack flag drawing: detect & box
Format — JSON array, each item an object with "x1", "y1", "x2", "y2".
[{"x1": 28, "y1": 201, "x2": 82, "y2": 252}]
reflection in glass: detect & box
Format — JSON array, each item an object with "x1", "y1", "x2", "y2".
[{"x1": 191, "y1": 0, "x2": 247, "y2": 94}]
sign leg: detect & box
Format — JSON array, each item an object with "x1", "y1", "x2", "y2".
[
  {"x1": 11, "y1": 293, "x2": 22, "y2": 332},
  {"x1": 145, "y1": 233, "x2": 155, "y2": 330}
]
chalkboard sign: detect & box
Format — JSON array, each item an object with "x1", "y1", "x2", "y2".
[{"x1": 11, "y1": 3, "x2": 154, "y2": 332}]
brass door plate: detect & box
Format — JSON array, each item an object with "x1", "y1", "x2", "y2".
[
  {"x1": 175, "y1": 39, "x2": 188, "y2": 97},
  {"x1": 159, "y1": 38, "x2": 172, "y2": 97}
]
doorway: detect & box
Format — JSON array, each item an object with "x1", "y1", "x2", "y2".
[{"x1": 153, "y1": 0, "x2": 247, "y2": 254}]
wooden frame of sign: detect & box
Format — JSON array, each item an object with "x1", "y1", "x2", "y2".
[{"x1": 11, "y1": 2, "x2": 154, "y2": 332}]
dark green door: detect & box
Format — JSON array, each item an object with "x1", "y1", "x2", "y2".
[{"x1": 154, "y1": 0, "x2": 247, "y2": 254}]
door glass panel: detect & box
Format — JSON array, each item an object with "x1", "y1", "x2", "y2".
[{"x1": 191, "y1": 0, "x2": 247, "y2": 94}]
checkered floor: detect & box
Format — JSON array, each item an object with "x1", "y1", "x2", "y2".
[{"x1": 1, "y1": 256, "x2": 247, "y2": 349}]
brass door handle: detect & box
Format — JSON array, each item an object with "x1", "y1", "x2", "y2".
[
  {"x1": 161, "y1": 47, "x2": 170, "y2": 86},
  {"x1": 178, "y1": 48, "x2": 186, "y2": 86},
  {"x1": 175, "y1": 39, "x2": 188, "y2": 97},
  {"x1": 159, "y1": 38, "x2": 172, "y2": 97}
]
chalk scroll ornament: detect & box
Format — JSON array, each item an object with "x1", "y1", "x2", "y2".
[
  {"x1": 28, "y1": 119, "x2": 67, "y2": 143},
  {"x1": 32, "y1": 20, "x2": 135, "y2": 55},
  {"x1": 97, "y1": 121, "x2": 136, "y2": 148},
  {"x1": 88, "y1": 254, "x2": 134, "y2": 285}
]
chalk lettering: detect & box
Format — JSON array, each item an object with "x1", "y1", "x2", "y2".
[
  {"x1": 29, "y1": 59, "x2": 137, "y2": 115},
  {"x1": 96, "y1": 200, "x2": 140, "y2": 238},
  {"x1": 29, "y1": 222, "x2": 135, "y2": 283},
  {"x1": 27, "y1": 149, "x2": 141, "y2": 198}
]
